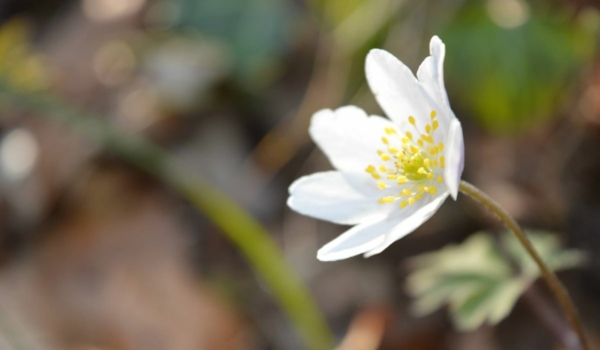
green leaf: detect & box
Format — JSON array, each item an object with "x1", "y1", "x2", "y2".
[
  {"x1": 442, "y1": 2, "x2": 596, "y2": 133},
  {"x1": 406, "y1": 230, "x2": 586, "y2": 331}
]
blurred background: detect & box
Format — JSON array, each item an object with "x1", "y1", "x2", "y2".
[{"x1": 0, "y1": 0, "x2": 598, "y2": 349}]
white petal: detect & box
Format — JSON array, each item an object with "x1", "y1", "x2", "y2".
[
  {"x1": 318, "y1": 191, "x2": 449, "y2": 261},
  {"x1": 317, "y1": 217, "x2": 396, "y2": 261},
  {"x1": 365, "y1": 49, "x2": 439, "y2": 129},
  {"x1": 363, "y1": 192, "x2": 449, "y2": 257},
  {"x1": 309, "y1": 106, "x2": 396, "y2": 172},
  {"x1": 417, "y1": 36, "x2": 451, "y2": 117},
  {"x1": 444, "y1": 118, "x2": 465, "y2": 200},
  {"x1": 287, "y1": 171, "x2": 396, "y2": 225}
]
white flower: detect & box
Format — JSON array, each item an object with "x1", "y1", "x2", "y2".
[{"x1": 286, "y1": 36, "x2": 465, "y2": 261}]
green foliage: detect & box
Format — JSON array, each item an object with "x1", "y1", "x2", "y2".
[
  {"x1": 307, "y1": 0, "x2": 365, "y2": 25},
  {"x1": 406, "y1": 231, "x2": 586, "y2": 331},
  {"x1": 442, "y1": 3, "x2": 596, "y2": 133},
  {"x1": 172, "y1": 0, "x2": 293, "y2": 86},
  {"x1": 0, "y1": 19, "x2": 49, "y2": 91}
]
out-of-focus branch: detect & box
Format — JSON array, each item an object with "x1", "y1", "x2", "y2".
[{"x1": 0, "y1": 83, "x2": 335, "y2": 350}]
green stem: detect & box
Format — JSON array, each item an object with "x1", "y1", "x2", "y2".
[
  {"x1": 459, "y1": 180, "x2": 588, "y2": 350},
  {"x1": 0, "y1": 85, "x2": 334, "y2": 350}
]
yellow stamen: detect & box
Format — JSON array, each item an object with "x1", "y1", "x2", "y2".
[
  {"x1": 380, "y1": 196, "x2": 396, "y2": 203},
  {"x1": 430, "y1": 110, "x2": 437, "y2": 119},
  {"x1": 379, "y1": 165, "x2": 387, "y2": 172},
  {"x1": 408, "y1": 116, "x2": 416, "y2": 125},
  {"x1": 377, "y1": 181, "x2": 388, "y2": 189},
  {"x1": 400, "y1": 200, "x2": 408, "y2": 208}
]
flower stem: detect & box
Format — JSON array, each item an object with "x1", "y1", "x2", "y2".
[{"x1": 458, "y1": 180, "x2": 589, "y2": 350}]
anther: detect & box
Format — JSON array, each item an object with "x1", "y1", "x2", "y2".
[
  {"x1": 380, "y1": 196, "x2": 396, "y2": 203},
  {"x1": 377, "y1": 181, "x2": 388, "y2": 189},
  {"x1": 408, "y1": 116, "x2": 416, "y2": 125},
  {"x1": 430, "y1": 110, "x2": 437, "y2": 119}
]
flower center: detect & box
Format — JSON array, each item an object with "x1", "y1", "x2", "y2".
[{"x1": 365, "y1": 110, "x2": 445, "y2": 208}]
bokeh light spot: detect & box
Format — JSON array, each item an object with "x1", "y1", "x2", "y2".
[
  {"x1": 0, "y1": 128, "x2": 39, "y2": 180},
  {"x1": 93, "y1": 40, "x2": 137, "y2": 87},
  {"x1": 486, "y1": 0, "x2": 530, "y2": 29},
  {"x1": 82, "y1": 0, "x2": 146, "y2": 23}
]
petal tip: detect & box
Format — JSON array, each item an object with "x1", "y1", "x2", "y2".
[
  {"x1": 429, "y1": 35, "x2": 445, "y2": 59},
  {"x1": 316, "y1": 248, "x2": 343, "y2": 262},
  {"x1": 365, "y1": 49, "x2": 395, "y2": 69}
]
